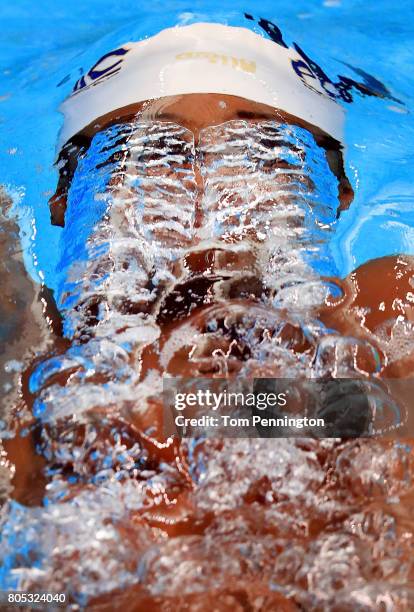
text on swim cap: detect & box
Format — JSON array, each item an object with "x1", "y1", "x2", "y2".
[{"x1": 175, "y1": 52, "x2": 256, "y2": 74}]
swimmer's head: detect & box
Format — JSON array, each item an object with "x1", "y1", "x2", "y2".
[{"x1": 50, "y1": 23, "x2": 353, "y2": 225}]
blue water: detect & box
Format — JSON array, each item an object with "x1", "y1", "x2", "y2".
[{"x1": 1, "y1": 0, "x2": 414, "y2": 291}]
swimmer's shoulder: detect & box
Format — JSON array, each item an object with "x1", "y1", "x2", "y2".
[{"x1": 321, "y1": 255, "x2": 414, "y2": 377}]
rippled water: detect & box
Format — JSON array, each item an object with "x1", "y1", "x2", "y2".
[{"x1": 1, "y1": 1, "x2": 414, "y2": 610}]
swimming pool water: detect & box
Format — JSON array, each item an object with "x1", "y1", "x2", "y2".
[{"x1": 1, "y1": 0, "x2": 414, "y2": 292}]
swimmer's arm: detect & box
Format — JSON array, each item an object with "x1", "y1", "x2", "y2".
[{"x1": 0, "y1": 188, "x2": 59, "y2": 504}]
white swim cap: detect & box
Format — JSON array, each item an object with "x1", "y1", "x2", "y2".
[{"x1": 58, "y1": 23, "x2": 345, "y2": 149}]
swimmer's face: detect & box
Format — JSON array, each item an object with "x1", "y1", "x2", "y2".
[{"x1": 50, "y1": 94, "x2": 353, "y2": 226}]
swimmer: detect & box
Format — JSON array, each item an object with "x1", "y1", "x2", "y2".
[
  {"x1": 45, "y1": 24, "x2": 413, "y2": 384},
  {"x1": 3, "y1": 22, "x2": 414, "y2": 606}
]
